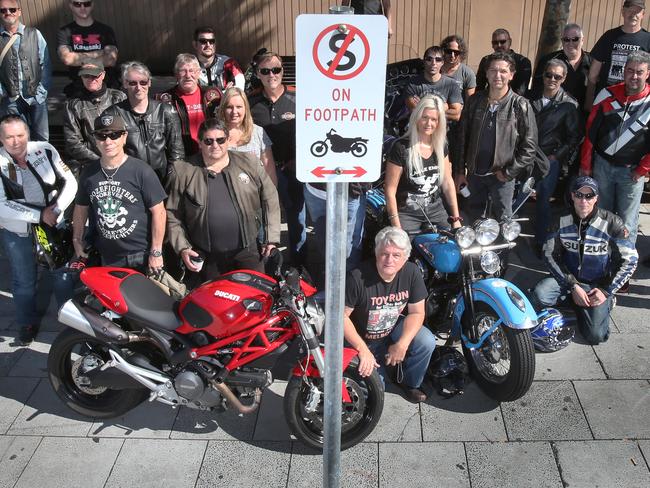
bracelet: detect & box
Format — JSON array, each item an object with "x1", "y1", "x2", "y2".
[
  {"x1": 387, "y1": 213, "x2": 398, "y2": 220},
  {"x1": 149, "y1": 249, "x2": 163, "y2": 257},
  {"x1": 447, "y1": 215, "x2": 463, "y2": 224}
]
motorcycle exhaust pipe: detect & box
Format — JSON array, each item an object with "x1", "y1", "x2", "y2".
[
  {"x1": 210, "y1": 380, "x2": 262, "y2": 414},
  {"x1": 58, "y1": 300, "x2": 138, "y2": 344}
]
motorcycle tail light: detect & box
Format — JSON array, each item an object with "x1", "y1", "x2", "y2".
[{"x1": 479, "y1": 251, "x2": 500, "y2": 275}]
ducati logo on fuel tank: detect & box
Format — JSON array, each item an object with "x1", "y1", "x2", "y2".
[{"x1": 214, "y1": 289, "x2": 241, "y2": 301}]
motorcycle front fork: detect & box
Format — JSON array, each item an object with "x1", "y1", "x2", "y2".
[{"x1": 461, "y1": 259, "x2": 479, "y2": 343}]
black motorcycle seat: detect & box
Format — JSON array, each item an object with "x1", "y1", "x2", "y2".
[{"x1": 119, "y1": 274, "x2": 181, "y2": 331}]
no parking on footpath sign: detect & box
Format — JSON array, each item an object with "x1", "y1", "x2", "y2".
[{"x1": 296, "y1": 14, "x2": 388, "y2": 183}]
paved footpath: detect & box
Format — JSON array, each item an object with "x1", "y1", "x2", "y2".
[{"x1": 1, "y1": 204, "x2": 649, "y2": 488}]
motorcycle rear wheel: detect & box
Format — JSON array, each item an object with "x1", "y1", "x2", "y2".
[
  {"x1": 351, "y1": 141, "x2": 368, "y2": 157},
  {"x1": 462, "y1": 305, "x2": 535, "y2": 402},
  {"x1": 48, "y1": 329, "x2": 149, "y2": 419},
  {"x1": 284, "y1": 357, "x2": 384, "y2": 450}
]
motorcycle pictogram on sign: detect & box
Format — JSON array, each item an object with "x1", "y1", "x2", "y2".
[{"x1": 310, "y1": 129, "x2": 368, "y2": 158}]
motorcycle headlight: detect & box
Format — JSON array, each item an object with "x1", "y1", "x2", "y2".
[
  {"x1": 475, "y1": 219, "x2": 500, "y2": 246},
  {"x1": 501, "y1": 220, "x2": 521, "y2": 242},
  {"x1": 455, "y1": 226, "x2": 476, "y2": 249},
  {"x1": 480, "y1": 250, "x2": 500, "y2": 274}
]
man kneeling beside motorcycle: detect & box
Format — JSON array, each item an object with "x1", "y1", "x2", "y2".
[{"x1": 344, "y1": 226, "x2": 436, "y2": 403}]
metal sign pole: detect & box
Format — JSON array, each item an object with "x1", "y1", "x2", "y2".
[{"x1": 322, "y1": 7, "x2": 354, "y2": 488}]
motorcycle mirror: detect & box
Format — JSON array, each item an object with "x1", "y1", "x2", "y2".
[{"x1": 284, "y1": 267, "x2": 301, "y2": 293}]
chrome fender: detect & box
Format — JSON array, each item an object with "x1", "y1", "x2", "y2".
[{"x1": 452, "y1": 278, "x2": 538, "y2": 348}]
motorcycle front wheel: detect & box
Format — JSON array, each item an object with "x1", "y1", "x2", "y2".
[
  {"x1": 310, "y1": 141, "x2": 328, "y2": 157},
  {"x1": 283, "y1": 357, "x2": 384, "y2": 450},
  {"x1": 462, "y1": 304, "x2": 535, "y2": 402},
  {"x1": 48, "y1": 329, "x2": 149, "y2": 418}
]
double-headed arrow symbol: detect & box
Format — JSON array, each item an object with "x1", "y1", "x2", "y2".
[{"x1": 311, "y1": 166, "x2": 367, "y2": 178}]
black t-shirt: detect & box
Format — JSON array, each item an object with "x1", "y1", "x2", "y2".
[
  {"x1": 249, "y1": 86, "x2": 296, "y2": 165},
  {"x1": 404, "y1": 74, "x2": 463, "y2": 105},
  {"x1": 591, "y1": 27, "x2": 650, "y2": 89},
  {"x1": 76, "y1": 157, "x2": 166, "y2": 261},
  {"x1": 57, "y1": 21, "x2": 117, "y2": 80},
  {"x1": 345, "y1": 260, "x2": 427, "y2": 340},
  {"x1": 388, "y1": 137, "x2": 447, "y2": 206},
  {"x1": 207, "y1": 172, "x2": 242, "y2": 253},
  {"x1": 476, "y1": 105, "x2": 498, "y2": 175}
]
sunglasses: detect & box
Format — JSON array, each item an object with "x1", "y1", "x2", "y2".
[
  {"x1": 562, "y1": 36, "x2": 580, "y2": 43},
  {"x1": 72, "y1": 1, "x2": 92, "y2": 7},
  {"x1": 492, "y1": 39, "x2": 509, "y2": 45},
  {"x1": 198, "y1": 38, "x2": 216, "y2": 45},
  {"x1": 0, "y1": 7, "x2": 18, "y2": 13},
  {"x1": 544, "y1": 72, "x2": 564, "y2": 81},
  {"x1": 126, "y1": 80, "x2": 149, "y2": 87},
  {"x1": 444, "y1": 48, "x2": 462, "y2": 57},
  {"x1": 259, "y1": 66, "x2": 283, "y2": 76},
  {"x1": 424, "y1": 56, "x2": 444, "y2": 63},
  {"x1": 573, "y1": 191, "x2": 596, "y2": 200},
  {"x1": 95, "y1": 131, "x2": 125, "y2": 141},
  {"x1": 203, "y1": 136, "x2": 228, "y2": 146}
]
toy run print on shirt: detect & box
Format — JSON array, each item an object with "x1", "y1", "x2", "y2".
[{"x1": 366, "y1": 290, "x2": 410, "y2": 340}]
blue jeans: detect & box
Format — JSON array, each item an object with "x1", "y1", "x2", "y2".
[
  {"x1": 467, "y1": 174, "x2": 516, "y2": 221},
  {"x1": 303, "y1": 185, "x2": 365, "y2": 271},
  {"x1": 1, "y1": 229, "x2": 74, "y2": 328},
  {"x1": 535, "y1": 157, "x2": 560, "y2": 247},
  {"x1": 366, "y1": 318, "x2": 436, "y2": 389},
  {"x1": 593, "y1": 153, "x2": 644, "y2": 245},
  {"x1": 532, "y1": 276, "x2": 612, "y2": 344},
  {"x1": 1, "y1": 97, "x2": 49, "y2": 142},
  {"x1": 277, "y1": 167, "x2": 307, "y2": 265}
]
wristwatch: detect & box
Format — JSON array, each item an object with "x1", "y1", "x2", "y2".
[{"x1": 149, "y1": 249, "x2": 163, "y2": 257}]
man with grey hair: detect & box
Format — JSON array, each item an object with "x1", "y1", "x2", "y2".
[
  {"x1": 476, "y1": 28, "x2": 531, "y2": 95},
  {"x1": 344, "y1": 226, "x2": 436, "y2": 403},
  {"x1": 581, "y1": 50, "x2": 650, "y2": 266},
  {"x1": 531, "y1": 23, "x2": 592, "y2": 110},
  {"x1": 101, "y1": 61, "x2": 183, "y2": 182},
  {"x1": 156, "y1": 53, "x2": 220, "y2": 155}
]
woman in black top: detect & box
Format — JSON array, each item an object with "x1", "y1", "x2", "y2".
[{"x1": 384, "y1": 95, "x2": 462, "y2": 235}]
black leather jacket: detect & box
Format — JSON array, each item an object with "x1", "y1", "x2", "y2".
[
  {"x1": 101, "y1": 99, "x2": 185, "y2": 181},
  {"x1": 528, "y1": 87, "x2": 583, "y2": 168},
  {"x1": 63, "y1": 86, "x2": 126, "y2": 170},
  {"x1": 456, "y1": 89, "x2": 538, "y2": 180}
]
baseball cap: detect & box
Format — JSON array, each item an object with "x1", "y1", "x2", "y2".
[
  {"x1": 93, "y1": 113, "x2": 126, "y2": 133},
  {"x1": 624, "y1": 0, "x2": 645, "y2": 9},
  {"x1": 571, "y1": 176, "x2": 599, "y2": 195},
  {"x1": 78, "y1": 60, "x2": 104, "y2": 77}
]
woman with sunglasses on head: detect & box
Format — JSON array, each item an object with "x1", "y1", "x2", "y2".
[
  {"x1": 526, "y1": 58, "x2": 583, "y2": 256},
  {"x1": 384, "y1": 95, "x2": 462, "y2": 236},
  {"x1": 218, "y1": 86, "x2": 277, "y2": 185},
  {"x1": 441, "y1": 35, "x2": 476, "y2": 102},
  {"x1": 100, "y1": 61, "x2": 184, "y2": 183}
]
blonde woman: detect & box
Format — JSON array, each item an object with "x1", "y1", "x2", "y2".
[
  {"x1": 219, "y1": 87, "x2": 277, "y2": 184},
  {"x1": 384, "y1": 95, "x2": 462, "y2": 235}
]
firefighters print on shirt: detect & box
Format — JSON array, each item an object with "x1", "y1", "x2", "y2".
[{"x1": 92, "y1": 181, "x2": 139, "y2": 241}]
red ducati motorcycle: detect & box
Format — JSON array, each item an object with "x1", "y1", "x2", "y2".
[{"x1": 47, "y1": 265, "x2": 384, "y2": 450}]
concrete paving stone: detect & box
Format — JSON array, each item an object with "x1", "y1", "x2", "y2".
[
  {"x1": 171, "y1": 405, "x2": 259, "y2": 440},
  {"x1": 501, "y1": 381, "x2": 592, "y2": 441},
  {"x1": 465, "y1": 441, "x2": 563, "y2": 488},
  {"x1": 421, "y1": 382, "x2": 507, "y2": 442},
  {"x1": 8, "y1": 332, "x2": 56, "y2": 378},
  {"x1": 0, "y1": 335, "x2": 25, "y2": 376},
  {"x1": 105, "y1": 438, "x2": 207, "y2": 488},
  {"x1": 533, "y1": 342, "x2": 606, "y2": 380},
  {"x1": 7, "y1": 379, "x2": 93, "y2": 437},
  {"x1": 0, "y1": 377, "x2": 39, "y2": 434},
  {"x1": 378, "y1": 442, "x2": 469, "y2": 488},
  {"x1": 253, "y1": 380, "x2": 293, "y2": 441},
  {"x1": 574, "y1": 380, "x2": 650, "y2": 439},
  {"x1": 14, "y1": 436, "x2": 122, "y2": 488},
  {"x1": 638, "y1": 440, "x2": 650, "y2": 470},
  {"x1": 0, "y1": 436, "x2": 41, "y2": 488},
  {"x1": 288, "y1": 442, "x2": 377, "y2": 488},
  {"x1": 365, "y1": 389, "x2": 421, "y2": 442},
  {"x1": 196, "y1": 440, "x2": 291, "y2": 488},
  {"x1": 592, "y1": 333, "x2": 650, "y2": 379},
  {"x1": 90, "y1": 399, "x2": 178, "y2": 439},
  {"x1": 554, "y1": 440, "x2": 650, "y2": 488},
  {"x1": 610, "y1": 294, "x2": 650, "y2": 334}
]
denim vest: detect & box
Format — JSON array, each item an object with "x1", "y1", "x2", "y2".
[{"x1": 0, "y1": 28, "x2": 41, "y2": 98}]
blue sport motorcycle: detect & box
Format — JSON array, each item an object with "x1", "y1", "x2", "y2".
[{"x1": 366, "y1": 190, "x2": 538, "y2": 402}]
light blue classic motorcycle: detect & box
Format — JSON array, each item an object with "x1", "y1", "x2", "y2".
[{"x1": 366, "y1": 189, "x2": 538, "y2": 401}]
